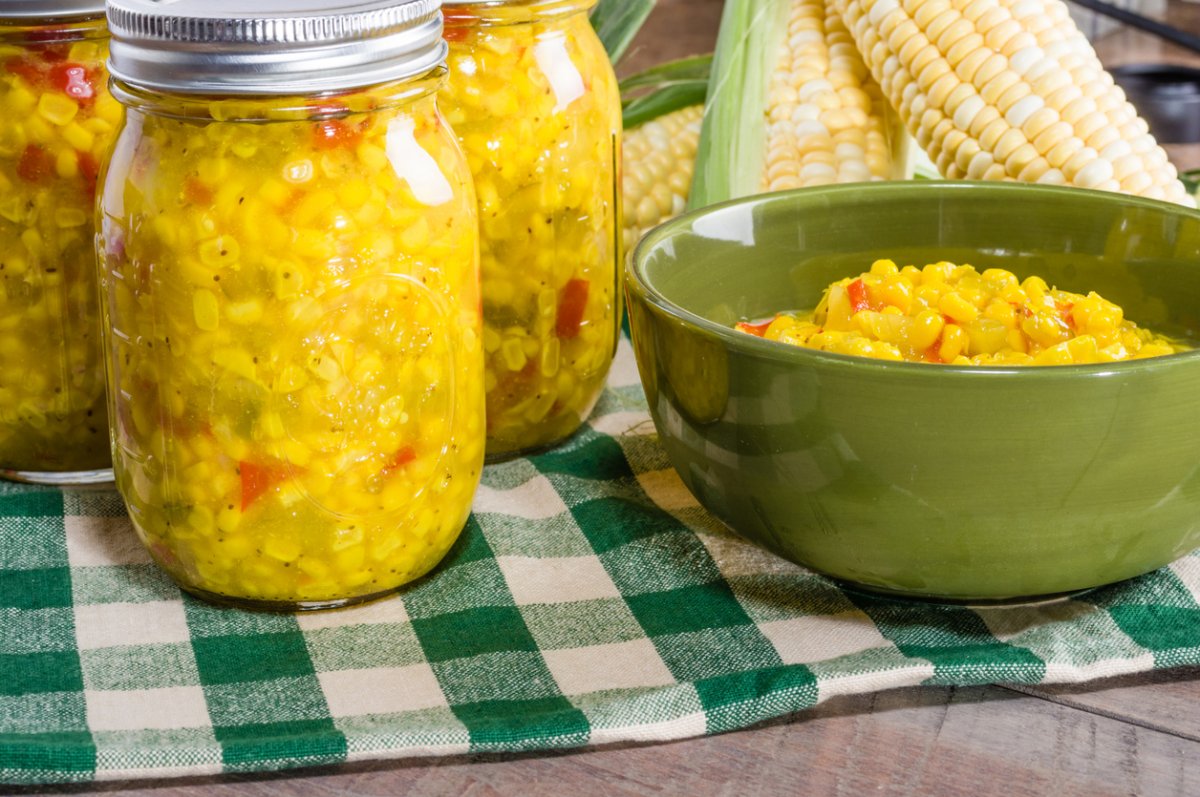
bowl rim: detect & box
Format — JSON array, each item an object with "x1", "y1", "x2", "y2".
[{"x1": 628, "y1": 180, "x2": 1200, "y2": 379}]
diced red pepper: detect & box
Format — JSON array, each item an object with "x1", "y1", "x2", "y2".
[
  {"x1": 924, "y1": 331, "x2": 944, "y2": 363},
  {"x1": 16, "y1": 145, "x2": 51, "y2": 183},
  {"x1": 1056, "y1": 302, "x2": 1075, "y2": 328},
  {"x1": 48, "y1": 62, "x2": 95, "y2": 102},
  {"x1": 313, "y1": 119, "x2": 364, "y2": 150},
  {"x1": 847, "y1": 278, "x2": 871, "y2": 313},
  {"x1": 555, "y1": 278, "x2": 590, "y2": 339},
  {"x1": 381, "y1": 446, "x2": 416, "y2": 475},
  {"x1": 735, "y1": 317, "x2": 776, "y2": 337},
  {"x1": 29, "y1": 41, "x2": 69, "y2": 62},
  {"x1": 149, "y1": 541, "x2": 180, "y2": 569},
  {"x1": 5, "y1": 57, "x2": 43, "y2": 85},
  {"x1": 183, "y1": 177, "x2": 213, "y2": 206},
  {"x1": 239, "y1": 460, "x2": 290, "y2": 511},
  {"x1": 442, "y1": 24, "x2": 469, "y2": 43}
]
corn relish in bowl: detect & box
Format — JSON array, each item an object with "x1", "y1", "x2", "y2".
[
  {"x1": 736, "y1": 259, "x2": 1186, "y2": 365},
  {"x1": 627, "y1": 181, "x2": 1200, "y2": 601}
]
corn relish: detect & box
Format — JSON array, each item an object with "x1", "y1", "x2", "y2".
[
  {"x1": 0, "y1": 16, "x2": 119, "y2": 480},
  {"x1": 441, "y1": 0, "x2": 622, "y2": 459},
  {"x1": 99, "y1": 70, "x2": 483, "y2": 607},
  {"x1": 737, "y1": 259, "x2": 1185, "y2": 365}
]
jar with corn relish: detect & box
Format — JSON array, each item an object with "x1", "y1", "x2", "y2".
[
  {"x1": 440, "y1": 0, "x2": 622, "y2": 460},
  {"x1": 100, "y1": 0, "x2": 484, "y2": 610},
  {"x1": 0, "y1": 1, "x2": 120, "y2": 483}
]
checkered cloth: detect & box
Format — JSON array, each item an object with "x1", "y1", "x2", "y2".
[{"x1": 5, "y1": 339, "x2": 1200, "y2": 785}]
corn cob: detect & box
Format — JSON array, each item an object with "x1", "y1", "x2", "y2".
[
  {"x1": 762, "y1": 0, "x2": 901, "y2": 190},
  {"x1": 622, "y1": 103, "x2": 704, "y2": 255},
  {"x1": 691, "y1": 0, "x2": 906, "y2": 206},
  {"x1": 837, "y1": 0, "x2": 1195, "y2": 205}
]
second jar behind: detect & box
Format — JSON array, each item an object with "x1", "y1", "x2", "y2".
[{"x1": 441, "y1": 0, "x2": 622, "y2": 460}]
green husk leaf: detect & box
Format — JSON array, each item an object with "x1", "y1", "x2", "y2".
[
  {"x1": 590, "y1": 0, "x2": 656, "y2": 63},
  {"x1": 619, "y1": 54, "x2": 713, "y2": 94},
  {"x1": 1182, "y1": 168, "x2": 1200, "y2": 198},
  {"x1": 688, "y1": 0, "x2": 789, "y2": 209},
  {"x1": 623, "y1": 83, "x2": 708, "y2": 128},
  {"x1": 910, "y1": 144, "x2": 941, "y2": 181},
  {"x1": 620, "y1": 55, "x2": 712, "y2": 128}
]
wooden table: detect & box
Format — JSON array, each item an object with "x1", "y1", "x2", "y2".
[{"x1": 16, "y1": 3, "x2": 1200, "y2": 795}]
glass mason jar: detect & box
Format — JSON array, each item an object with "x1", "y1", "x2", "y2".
[
  {"x1": 99, "y1": 0, "x2": 484, "y2": 610},
  {"x1": 0, "y1": 2, "x2": 120, "y2": 484},
  {"x1": 440, "y1": 0, "x2": 621, "y2": 460}
]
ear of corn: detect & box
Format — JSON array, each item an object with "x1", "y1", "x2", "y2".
[
  {"x1": 619, "y1": 55, "x2": 711, "y2": 256},
  {"x1": 678, "y1": 0, "x2": 1194, "y2": 209},
  {"x1": 690, "y1": 0, "x2": 908, "y2": 208},
  {"x1": 836, "y1": 0, "x2": 1195, "y2": 206},
  {"x1": 623, "y1": 103, "x2": 705, "y2": 255}
]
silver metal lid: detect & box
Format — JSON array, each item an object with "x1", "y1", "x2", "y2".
[
  {"x1": 106, "y1": 0, "x2": 446, "y2": 95},
  {"x1": 1, "y1": 0, "x2": 106, "y2": 20}
]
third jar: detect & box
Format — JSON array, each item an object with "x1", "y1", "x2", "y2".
[
  {"x1": 0, "y1": 2, "x2": 119, "y2": 483},
  {"x1": 441, "y1": 0, "x2": 621, "y2": 460}
]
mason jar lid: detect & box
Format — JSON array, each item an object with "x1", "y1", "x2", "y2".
[
  {"x1": 106, "y1": 0, "x2": 446, "y2": 95},
  {"x1": 0, "y1": 0, "x2": 106, "y2": 19}
]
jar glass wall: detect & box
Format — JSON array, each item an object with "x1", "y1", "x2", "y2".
[
  {"x1": 98, "y1": 75, "x2": 484, "y2": 610},
  {"x1": 441, "y1": 0, "x2": 622, "y2": 460},
  {"x1": 0, "y1": 15, "x2": 118, "y2": 483}
]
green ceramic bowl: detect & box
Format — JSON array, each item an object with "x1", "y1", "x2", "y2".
[{"x1": 627, "y1": 181, "x2": 1200, "y2": 601}]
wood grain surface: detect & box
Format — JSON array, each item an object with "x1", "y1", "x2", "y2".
[
  {"x1": 13, "y1": 677, "x2": 1200, "y2": 796},
  {"x1": 12, "y1": 3, "x2": 1200, "y2": 795}
]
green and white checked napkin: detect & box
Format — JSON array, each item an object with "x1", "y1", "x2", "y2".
[{"x1": 5, "y1": 340, "x2": 1200, "y2": 785}]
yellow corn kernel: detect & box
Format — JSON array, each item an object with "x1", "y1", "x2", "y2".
[
  {"x1": 55, "y1": 148, "x2": 78, "y2": 179},
  {"x1": 212, "y1": 348, "x2": 257, "y2": 381},
  {"x1": 878, "y1": 277, "x2": 913, "y2": 313},
  {"x1": 966, "y1": 318, "x2": 1008, "y2": 355},
  {"x1": 1021, "y1": 312, "x2": 1069, "y2": 349},
  {"x1": 939, "y1": 323, "x2": 968, "y2": 361},
  {"x1": 198, "y1": 235, "x2": 240, "y2": 268},
  {"x1": 1035, "y1": 342, "x2": 1075, "y2": 365},
  {"x1": 984, "y1": 298, "x2": 1017, "y2": 327},
  {"x1": 67, "y1": 41, "x2": 101, "y2": 62},
  {"x1": 923, "y1": 261, "x2": 955, "y2": 282},
  {"x1": 263, "y1": 537, "x2": 302, "y2": 563},
  {"x1": 356, "y1": 142, "x2": 389, "y2": 172},
  {"x1": 192, "y1": 290, "x2": 220, "y2": 331},
  {"x1": 500, "y1": 337, "x2": 527, "y2": 371},
  {"x1": 1021, "y1": 276, "x2": 1049, "y2": 305},
  {"x1": 5, "y1": 83, "x2": 36, "y2": 115},
  {"x1": 939, "y1": 292, "x2": 979, "y2": 324},
  {"x1": 225, "y1": 300, "x2": 263, "y2": 325},
  {"x1": 37, "y1": 93, "x2": 78, "y2": 126},
  {"x1": 60, "y1": 121, "x2": 96, "y2": 152},
  {"x1": 909, "y1": 309, "x2": 945, "y2": 351},
  {"x1": 870, "y1": 258, "x2": 899, "y2": 277},
  {"x1": 54, "y1": 209, "x2": 88, "y2": 228}
]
